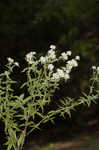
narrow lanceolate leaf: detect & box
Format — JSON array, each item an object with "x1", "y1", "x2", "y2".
[
  {"x1": 18, "y1": 134, "x2": 24, "y2": 148},
  {"x1": 7, "y1": 143, "x2": 13, "y2": 150},
  {"x1": 20, "y1": 82, "x2": 27, "y2": 89}
]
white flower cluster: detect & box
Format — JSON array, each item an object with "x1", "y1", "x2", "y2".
[
  {"x1": 92, "y1": 66, "x2": 99, "y2": 74},
  {"x1": 25, "y1": 44, "x2": 80, "y2": 82},
  {"x1": 47, "y1": 47, "x2": 80, "y2": 82},
  {"x1": 47, "y1": 48, "x2": 56, "y2": 60},
  {"x1": 25, "y1": 45, "x2": 56, "y2": 65},
  {"x1": 25, "y1": 51, "x2": 36, "y2": 64},
  {"x1": 7, "y1": 57, "x2": 19, "y2": 67},
  {"x1": 39, "y1": 56, "x2": 47, "y2": 64},
  {"x1": 52, "y1": 69, "x2": 70, "y2": 81},
  {"x1": 51, "y1": 57, "x2": 79, "y2": 82},
  {"x1": 60, "y1": 51, "x2": 72, "y2": 61},
  {"x1": 39, "y1": 45, "x2": 56, "y2": 64}
]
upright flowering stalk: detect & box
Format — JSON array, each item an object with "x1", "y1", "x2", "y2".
[
  {"x1": 7, "y1": 57, "x2": 19, "y2": 71},
  {"x1": 0, "y1": 58, "x2": 20, "y2": 150}
]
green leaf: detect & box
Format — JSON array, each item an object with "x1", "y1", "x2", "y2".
[{"x1": 18, "y1": 134, "x2": 23, "y2": 148}]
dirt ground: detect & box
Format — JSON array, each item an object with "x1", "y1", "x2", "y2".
[
  {"x1": 26, "y1": 133, "x2": 99, "y2": 150},
  {"x1": 24, "y1": 119, "x2": 99, "y2": 150},
  {"x1": 24, "y1": 104, "x2": 99, "y2": 150}
]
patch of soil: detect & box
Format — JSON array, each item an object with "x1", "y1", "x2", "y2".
[
  {"x1": 24, "y1": 119, "x2": 99, "y2": 150},
  {"x1": 24, "y1": 104, "x2": 99, "y2": 150}
]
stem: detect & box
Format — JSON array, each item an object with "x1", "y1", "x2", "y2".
[
  {"x1": 19, "y1": 126, "x2": 27, "y2": 150},
  {"x1": 19, "y1": 113, "x2": 30, "y2": 150},
  {"x1": 27, "y1": 101, "x2": 84, "y2": 135}
]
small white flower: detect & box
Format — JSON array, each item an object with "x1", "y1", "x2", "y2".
[
  {"x1": 92, "y1": 66, "x2": 96, "y2": 70},
  {"x1": 48, "y1": 64, "x2": 54, "y2": 71},
  {"x1": 48, "y1": 49, "x2": 56, "y2": 60},
  {"x1": 39, "y1": 56, "x2": 47, "y2": 64},
  {"x1": 57, "y1": 69, "x2": 64, "y2": 77},
  {"x1": 32, "y1": 52, "x2": 36, "y2": 55},
  {"x1": 65, "y1": 69, "x2": 71, "y2": 74},
  {"x1": 48, "y1": 49, "x2": 54, "y2": 54},
  {"x1": 64, "y1": 73, "x2": 70, "y2": 80},
  {"x1": 75, "y1": 55, "x2": 80, "y2": 60},
  {"x1": 69, "y1": 59, "x2": 78, "y2": 67},
  {"x1": 50, "y1": 45, "x2": 56, "y2": 50},
  {"x1": 66, "y1": 64, "x2": 73, "y2": 71},
  {"x1": 72, "y1": 59, "x2": 78, "y2": 67},
  {"x1": 26, "y1": 51, "x2": 36, "y2": 64},
  {"x1": 97, "y1": 66, "x2": 99, "y2": 70},
  {"x1": 14, "y1": 62, "x2": 19, "y2": 67},
  {"x1": 7, "y1": 57, "x2": 14, "y2": 64},
  {"x1": 66, "y1": 51, "x2": 72, "y2": 56},
  {"x1": 61, "y1": 52, "x2": 68, "y2": 60},
  {"x1": 52, "y1": 73, "x2": 60, "y2": 80},
  {"x1": 26, "y1": 52, "x2": 36, "y2": 58},
  {"x1": 97, "y1": 66, "x2": 99, "y2": 74},
  {"x1": 92, "y1": 66, "x2": 99, "y2": 74}
]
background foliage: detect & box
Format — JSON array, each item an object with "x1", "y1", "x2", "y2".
[{"x1": 0, "y1": 0, "x2": 99, "y2": 93}]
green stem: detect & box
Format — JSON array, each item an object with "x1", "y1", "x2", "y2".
[{"x1": 18, "y1": 113, "x2": 30, "y2": 150}]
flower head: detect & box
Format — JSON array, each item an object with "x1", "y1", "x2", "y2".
[
  {"x1": 52, "y1": 73, "x2": 60, "y2": 81},
  {"x1": 92, "y1": 66, "x2": 99, "y2": 74},
  {"x1": 64, "y1": 73, "x2": 70, "y2": 80},
  {"x1": 97, "y1": 67, "x2": 99, "y2": 74},
  {"x1": 57, "y1": 69, "x2": 64, "y2": 78},
  {"x1": 50, "y1": 45, "x2": 56, "y2": 50},
  {"x1": 39, "y1": 56, "x2": 47, "y2": 64},
  {"x1": 92, "y1": 66, "x2": 96, "y2": 70},
  {"x1": 61, "y1": 52, "x2": 68, "y2": 60},
  {"x1": 75, "y1": 56, "x2": 80, "y2": 61},
  {"x1": 7, "y1": 57, "x2": 14, "y2": 64},
  {"x1": 26, "y1": 51, "x2": 36, "y2": 64},
  {"x1": 67, "y1": 59, "x2": 78, "y2": 67},
  {"x1": 66, "y1": 51, "x2": 72, "y2": 56},
  {"x1": 48, "y1": 64, "x2": 54, "y2": 71},
  {"x1": 47, "y1": 49, "x2": 56, "y2": 60},
  {"x1": 14, "y1": 62, "x2": 19, "y2": 67}
]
